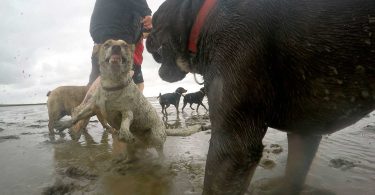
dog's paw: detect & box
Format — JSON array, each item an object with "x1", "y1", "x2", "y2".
[
  {"x1": 54, "y1": 120, "x2": 73, "y2": 132},
  {"x1": 68, "y1": 129, "x2": 82, "y2": 141},
  {"x1": 118, "y1": 129, "x2": 136, "y2": 143}
]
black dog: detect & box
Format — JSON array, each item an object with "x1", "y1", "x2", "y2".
[
  {"x1": 147, "y1": 0, "x2": 375, "y2": 194},
  {"x1": 158, "y1": 87, "x2": 187, "y2": 115},
  {"x1": 182, "y1": 87, "x2": 208, "y2": 111}
]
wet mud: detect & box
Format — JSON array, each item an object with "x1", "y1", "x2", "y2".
[
  {"x1": 0, "y1": 100, "x2": 374, "y2": 194},
  {"x1": 329, "y1": 158, "x2": 356, "y2": 170},
  {"x1": 0, "y1": 135, "x2": 20, "y2": 142}
]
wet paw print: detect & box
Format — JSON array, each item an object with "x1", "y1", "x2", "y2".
[
  {"x1": 263, "y1": 144, "x2": 283, "y2": 154},
  {"x1": 329, "y1": 158, "x2": 357, "y2": 170}
]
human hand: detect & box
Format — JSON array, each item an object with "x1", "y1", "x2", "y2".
[
  {"x1": 142, "y1": 15, "x2": 152, "y2": 30},
  {"x1": 128, "y1": 70, "x2": 134, "y2": 78}
]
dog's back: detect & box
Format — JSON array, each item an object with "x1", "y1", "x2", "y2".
[
  {"x1": 47, "y1": 86, "x2": 88, "y2": 114},
  {"x1": 159, "y1": 92, "x2": 179, "y2": 105},
  {"x1": 184, "y1": 91, "x2": 205, "y2": 104}
]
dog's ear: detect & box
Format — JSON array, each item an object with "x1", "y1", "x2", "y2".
[
  {"x1": 103, "y1": 39, "x2": 113, "y2": 48},
  {"x1": 119, "y1": 40, "x2": 129, "y2": 49}
]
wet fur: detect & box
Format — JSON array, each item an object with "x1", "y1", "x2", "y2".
[
  {"x1": 147, "y1": 0, "x2": 375, "y2": 194},
  {"x1": 55, "y1": 40, "x2": 166, "y2": 161}
]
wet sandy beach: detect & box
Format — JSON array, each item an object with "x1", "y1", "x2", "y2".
[{"x1": 0, "y1": 97, "x2": 374, "y2": 195}]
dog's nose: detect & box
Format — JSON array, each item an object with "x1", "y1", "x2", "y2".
[{"x1": 112, "y1": 45, "x2": 121, "y2": 53}]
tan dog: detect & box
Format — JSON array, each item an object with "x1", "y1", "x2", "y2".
[
  {"x1": 47, "y1": 86, "x2": 109, "y2": 134},
  {"x1": 55, "y1": 40, "x2": 166, "y2": 161}
]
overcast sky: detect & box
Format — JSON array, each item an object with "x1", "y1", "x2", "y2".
[{"x1": 0, "y1": 0, "x2": 203, "y2": 104}]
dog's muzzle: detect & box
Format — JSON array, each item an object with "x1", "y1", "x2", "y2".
[{"x1": 106, "y1": 45, "x2": 125, "y2": 65}]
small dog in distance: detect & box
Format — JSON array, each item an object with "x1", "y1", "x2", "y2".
[{"x1": 182, "y1": 87, "x2": 208, "y2": 112}]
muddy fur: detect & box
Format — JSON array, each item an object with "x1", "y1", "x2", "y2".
[
  {"x1": 55, "y1": 40, "x2": 166, "y2": 161},
  {"x1": 147, "y1": 0, "x2": 375, "y2": 194}
]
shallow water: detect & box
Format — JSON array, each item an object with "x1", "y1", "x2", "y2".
[{"x1": 0, "y1": 97, "x2": 374, "y2": 195}]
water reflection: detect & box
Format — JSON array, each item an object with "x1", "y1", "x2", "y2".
[
  {"x1": 46, "y1": 128, "x2": 174, "y2": 194},
  {"x1": 162, "y1": 114, "x2": 182, "y2": 129},
  {"x1": 162, "y1": 111, "x2": 210, "y2": 130}
]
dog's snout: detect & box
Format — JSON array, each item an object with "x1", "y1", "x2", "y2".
[{"x1": 112, "y1": 45, "x2": 121, "y2": 53}]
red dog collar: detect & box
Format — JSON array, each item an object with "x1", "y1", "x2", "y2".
[{"x1": 188, "y1": 0, "x2": 218, "y2": 54}]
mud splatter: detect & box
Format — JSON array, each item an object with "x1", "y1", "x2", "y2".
[
  {"x1": 259, "y1": 159, "x2": 276, "y2": 169},
  {"x1": 269, "y1": 144, "x2": 283, "y2": 154},
  {"x1": 26, "y1": 124, "x2": 47, "y2": 128},
  {"x1": 0, "y1": 135, "x2": 20, "y2": 142},
  {"x1": 65, "y1": 166, "x2": 98, "y2": 180},
  {"x1": 6, "y1": 122, "x2": 16, "y2": 126},
  {"x1": 42, "y1": 180, "x2": 76, "y2": 195},
  {"x1": 329, "y1": 158, "x2": 356, "y2": 170},
  {"x1": 263, "y1": 144, "x2": 283, "y2": 155},
  {"x1": 249, "y1": 178, "x2": 335, "y2": 195},
  {"x1": 362, "y1": 124, "x2": 375, "y2": 131},
  {"x1": 36, "y1": 120, "x2": 49, "y2": 123}
]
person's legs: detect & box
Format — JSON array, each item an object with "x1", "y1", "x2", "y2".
[
  {"x1": 88, "y1": 44, "x2": 101, "y2": 86},
  {"x1": 132, "y1": 64, "x2": 144, "y2": 93}
]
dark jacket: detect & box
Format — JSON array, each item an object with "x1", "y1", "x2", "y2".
[{"x1": 89, "y1": 0, "x2": 151, "y2": 44}]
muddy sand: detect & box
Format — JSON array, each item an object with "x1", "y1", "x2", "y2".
[{"x1": 0, "y1": 97, "x2": 374, "y2": 195}]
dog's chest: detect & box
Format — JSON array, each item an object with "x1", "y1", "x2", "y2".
[{"x1": 99, "y1": 90, "x2": 135, "y2": 112}]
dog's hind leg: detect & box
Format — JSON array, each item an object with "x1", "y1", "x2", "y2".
[
  {"x1": 190, "y1": 103, "x2": 195, "y2": 110},
  {"x1": 161, "y1": 105, "x2": 166, "y2": 115},
  {"x1": 190, "y1": 103, "x2": 199, "y2": 111},
  {"x1": 125, "y1": 143, "x2": 138, "y2": 163},
  {"x1": 96, "y1": 110, "x2": 113, "y2": 131},
  {"x1": 164, "y1": 104, "x2": 170, "y2": 114},
  {"x1": 200, "y1": 103, "x2": 208, "y2": 111},
  {"x1": 282, "y1": 133, "x2": 322, "y2": 194},
  {"x1": 182, "y1": 101, "x2": 187, "y2": 111},
  {"x1": 174, "y1": 104, "x2": 180, "y2": 113},
  {"x1": 48, "y1": 110, "x2": 64, "y2": 134}
]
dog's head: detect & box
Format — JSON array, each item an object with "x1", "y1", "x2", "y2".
[
  {"x1": 98, "y1": 39, "x2": 134, "y2": 80},
  {"x1": 146, "y1": 0, "x2": 205, "y2": 82},
  {"x1": 176, "y1": 87, "x2": 188, "y2": 95}
]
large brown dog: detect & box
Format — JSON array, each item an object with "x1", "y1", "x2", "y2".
[
  {"x1": 47, "y1": 86, "x2": 109, "y2": 135},
  {"x1": 47, "y1": 86, "x2": 90, "y2": 134},
  {"x1": 147, "y1": 0, "x2": 375, "y2": 194}
]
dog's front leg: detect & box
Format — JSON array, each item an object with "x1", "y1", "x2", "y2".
[
  {"x1": 118, "y1": 110, "x2": 135, "y2": 143},
  {"x1": 55, "y1": 101, "x2": 96, "y2": 131}
]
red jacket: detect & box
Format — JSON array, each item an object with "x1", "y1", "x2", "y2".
[{"x1": 133, "y1": 39, "x2": 144, "y2": 66}]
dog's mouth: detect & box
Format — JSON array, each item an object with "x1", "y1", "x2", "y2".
[{"x1": 107, "y1": 54, "x2": 125, "y2": 65}]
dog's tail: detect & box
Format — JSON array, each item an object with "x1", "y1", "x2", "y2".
[
  {"x1": 46, "y1": 91, "x2": 51, "y2": 97},
  {"x1": 157, "y1": 93, "x2": 161, "y2": 99}
]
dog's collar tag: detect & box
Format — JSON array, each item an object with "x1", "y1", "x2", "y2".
[{"x1": 188, "y1": 0, "x2": 217, "y2": 53}]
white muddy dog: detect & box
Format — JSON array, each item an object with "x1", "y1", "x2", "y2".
[{"x1": 55, "y1": 39, "x2": 166, "y2": 161}]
